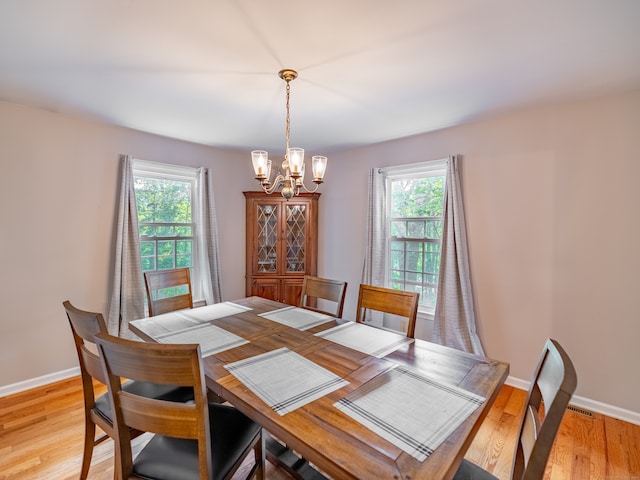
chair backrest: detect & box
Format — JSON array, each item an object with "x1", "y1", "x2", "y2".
[
  {"x1": 355, "y1": 284, "x2": 419, "y2": 338},
  {"x1": 299, "y1": 275, "x2": 348, "y2": 318},
  {"x1": 63, "y1": 300, "x2": 109, "y2": 395},
  {"x1": 512, "y1": 338, "x2": 577, "y2": 480},
  {"x1": 144, "y1": 267, "x2": 193, "y2": 316},
  {"x1": 95, "y1": 333, "x2": 211, "y2": 479}
]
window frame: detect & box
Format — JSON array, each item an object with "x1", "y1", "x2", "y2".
[
  {"x1": 383, "y1": 159, "x2": 447, "y2": 315},
  {"x1": 132, "y1": 159, "x2": 203, "y2": 302}
]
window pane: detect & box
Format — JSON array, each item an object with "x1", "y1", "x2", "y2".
[
  {"x1": 134, "y1": 177, "x2": 192, "y2": 224},
  {"x1": 406, "y1": 252, "x2": 422, "y2": 276},
  {"x1": 158, "y1": 257, "x2": 175, "y2": 269},
  {"x1": 391, "y1": 176, "x2": 445, "y2": 217},
  {"x1": 425, "y1": 220, "x2": 442, "y2": 239},
  {"x1": 176, "y1": 255, "x2": 191, "y2": 268},
  {"x1": 141, "y1": 257, "x2": 155, "y2": 271},
  {"x1": 176, "y1": 240, "x2": 191, "y2": 254},
  {"x1": 157, "y1": 225, "x2": 175, "y2": 237},
  {"x1": 140, "y1": 241, "x2": 155, "y2": 256},
  {"x1": 140, "y1": 225, "x2": 155, "y2": 237},
  {"x1": 406, "y1": 271, "x2": 422, "y2": 282},
  {"x1": 407, "y1": 221, "x2": 425, "y2": 238},
  {"x1": 157, "y1": 241, "x2": 174, "y2": 256},
  {"x1": 390, "y1": 269, "x2": 404, "y2": 280},
  {"x1": 390, "y1": 248, "x2": 405, "y2": 270},
  {"x1": 390, "y1": 220, "x2": 406, "y2": 237},
  {"x1": 175, "y1": 226, "x2": 192, "y2": 236}
]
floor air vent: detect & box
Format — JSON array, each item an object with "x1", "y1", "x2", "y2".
[{"x1": 567, "y1": 405, "x2": 595, "y2": 418}]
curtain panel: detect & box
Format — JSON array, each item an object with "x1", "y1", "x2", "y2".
[
  {"x1": 432, "y1": 155, "x2": 485, "y2": 355},
  {"x1": 361, "y1": 168, "x2": 387, "y2": 327},
  {"x1": 107, "y1": 155, "x2": 145, "y2": 337},
  {"x1": 194, "y1": 167, "x2": 223, "y2": 304}
]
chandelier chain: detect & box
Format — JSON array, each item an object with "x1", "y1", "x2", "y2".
[{"x1": 285, "y1": 79, "x2": 291, "y2": 161}]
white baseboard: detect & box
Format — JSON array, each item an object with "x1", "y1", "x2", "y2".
[
  {"x1": 506, "y1": 375, "x2": 640, "y2": 426},
  {"x1": 0, "y1": 367, "x2": 80, "y2": 398}
]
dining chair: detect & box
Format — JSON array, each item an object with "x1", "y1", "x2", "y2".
[
  {"x1": 355, "y1": 284, "x2": 419, "y2": 338},
  {"x1": 95, "y1": 332, "x2": 265, "y2": 480},
  {"x1": 454, "y1": 338, "x2": 577, "y2": 480},
  {"x1": 63, "y1": 301, "x2": 194, "y2": 480},
  {"x1": 144, "y1": 267, "x2": 193, "y2": 316},
  {"x1": 299, "y1": 275, "x2": 348, "y2": 318}
]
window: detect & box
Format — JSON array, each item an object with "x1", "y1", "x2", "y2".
[
  {"x1": 385, "y1": 160, "x2": 447, "y2": 312},
  {"x1": 132, "y1": 160, "x2": 198, "y2": 299}
]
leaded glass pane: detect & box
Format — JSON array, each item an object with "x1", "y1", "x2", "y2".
[
  {"x1": 286, "y1": 205, "x2": 306, "y2": 272},
  {"x1": 257, "y1": 204, "x2": 278, "y2": 272}
]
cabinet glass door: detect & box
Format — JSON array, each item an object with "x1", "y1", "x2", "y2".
[
  {"x1": 257, "y1": 204, "x2": 278, "y2": 272},
  {"x1": 286, "y1": 204, "x2": 306, "y2": 273}
]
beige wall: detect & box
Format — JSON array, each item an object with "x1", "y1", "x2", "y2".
[
  {"x1": 1, "y1": 90, "x2": 639, "y2": 416},
  {"x1": 318, "y1": 90, "x2": 640, "y2": 414},
  {"x1": 0, "y1": 101, "x2": 254, "y2": 387}
]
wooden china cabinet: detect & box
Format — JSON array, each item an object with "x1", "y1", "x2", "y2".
[{"x1": 244, "y1": 191, "x2": 319, "y2": 306}]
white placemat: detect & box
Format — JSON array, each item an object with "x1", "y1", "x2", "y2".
[
  {"x1": 315, "y1": 322, "x2": 413, "y2": 357},
  {"x1": 155, "y1": 323, "x2": 249, "y2": 357},
  {"x1": 334, "y1": 366, "x2": 485, "y2": 462},
  {"x1": 224, "y1": 347, "x2": 349, "y2": 415},
  {"x1": 131, "y1": 302, "x2": 252, "y2": 338},
  {"x1": 259, "y1": 306, "x2": 334, "y2": 330}
]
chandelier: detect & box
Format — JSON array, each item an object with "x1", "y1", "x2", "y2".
[{"x1": 251, "y1": 69, "x2": 327, "y2": 199}]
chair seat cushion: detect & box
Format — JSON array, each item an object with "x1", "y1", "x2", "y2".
[
  {"x1": 453, "y1": 459, "x2": 499, "y2": 480},
  {"x1": 133, "y1": 403, "x2": 261, "y2": 480},
  {"x1": 94, "y1": 380, "x2": 194, "y2": 423}
]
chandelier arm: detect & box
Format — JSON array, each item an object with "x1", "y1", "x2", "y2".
[
  {"x1": 298, "y1": 181, "x2": 320, "y2": 194},
  {"x1": 261, "y1": 174, "x2": 285, "y2": 195}
]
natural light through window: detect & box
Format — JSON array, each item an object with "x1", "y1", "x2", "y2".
[
  {"x1": 132, "y1": 160, "x2": 198, "y2": 301},
  {"x1": 386, "y1": 161, "x2": 446, "y2": 312}
]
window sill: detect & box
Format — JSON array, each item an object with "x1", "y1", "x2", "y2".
[{"x1": 417, "y1": 307, "x2": 435, "y2": 321}]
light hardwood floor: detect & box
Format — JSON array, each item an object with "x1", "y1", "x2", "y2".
[{"x1": 1, "y1": 376, "x2": 638, "y2": 479}]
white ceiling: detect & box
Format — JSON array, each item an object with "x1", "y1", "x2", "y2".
[{"x1": 1, "y1": 0, "x2": 639, "y2": 154}]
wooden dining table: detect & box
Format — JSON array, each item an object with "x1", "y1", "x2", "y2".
[{"x1": 130, "y1": 296, "x2": 509, "y2": 480}]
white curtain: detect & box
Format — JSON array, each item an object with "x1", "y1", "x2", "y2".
[
  {"x1": 194, "y1": 167, "x2": 223, "y2": 304},
  {"x1": 361, "y1": 168, "x2": 386, "y2": 326},
  {"x1": 432, "y1": 155, "x2": 485, "y2": 355},
  {"x1": 107, "y1": 155, "x2": 145, "y2": 338}
]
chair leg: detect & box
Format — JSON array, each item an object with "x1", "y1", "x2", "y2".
[
  {"x1": 255, "y1": 430, "x2": 265, "y2": 480},
  {"x1": 79, "y1": 418, "x2": 95, "y2": 480}
]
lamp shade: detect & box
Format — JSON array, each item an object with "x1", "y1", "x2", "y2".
[
  {"x1": 251, "y1": 150, "x2": 268, "y2": 178},
  {"x1": 312, "y1": 156, "x2": 327, "y2": 181},
  {"x1": 288, "y1": 148, "x2": 304, "y2": 176}
]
